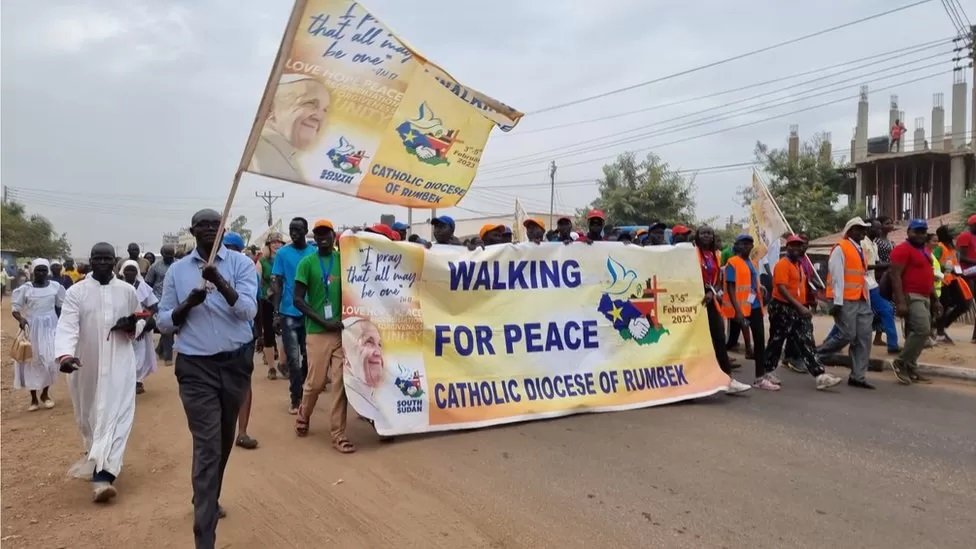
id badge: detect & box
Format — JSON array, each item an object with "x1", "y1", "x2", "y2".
[
  {"x1": 323, "y1": 300, "x2": 333, "y2": 320},
  {"x1": 747, "y1": 292, "x2": 757, "y2": 304}
]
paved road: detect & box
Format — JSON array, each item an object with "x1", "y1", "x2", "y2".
[{"x1": 3, "y1": 361, "x2": 974, "y2": 549}]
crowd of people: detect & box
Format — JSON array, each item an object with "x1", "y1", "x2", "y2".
[{"x1": 6, "y1": 206, "x2": 976, "y2": 549}]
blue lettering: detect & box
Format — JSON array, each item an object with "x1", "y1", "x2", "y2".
[
  {"x1": 524, "y1": 322, "x2": 542, "y2": 353},
  {"x1": 448, "y1": 261, "x2": 475, "y2": 291},
  {"x1": 674, "y1": 364, "x2": 688, "y2": 384},
  {"x1": 435, "y1": 383, "x2": 447, "y2": 408},
  {"x1": 475, "y1": 325, "x2": 495, "y2": 355},
  {"x1": 434, "y1": 325, "x2": 450, "y2": 357},
  {"x1": 503, "y1": 324, "x2": 522, "y2": 353}
]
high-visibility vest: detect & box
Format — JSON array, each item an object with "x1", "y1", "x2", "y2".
[
  {"x1": 825, "y1": 239, "x2": 868, "y2": 302},
  {"x1": 698, "y1": 248, "x2": 722, "y2": 311},
  {"x1": 720, "y1": 255, "x2": 764, "y2": 318},
  {"x1": 936, "y1": 243, "x2": 974, "y2": 300}
]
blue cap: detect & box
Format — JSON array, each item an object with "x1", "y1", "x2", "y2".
[
  {"x1": 222, "y1": 231, "x2": 245, "y2": 250},
  {"x1": 431, "y1": 215, "x2": 455, "y2": 228},
  {"x1": 503, "y1": 226, "x2": 512, "y2": 235},
  {"x1": 907, "y1": 219, "x2": 928, "y2": 230},
  {"x1": 735, "y1": 233, "x2": 754, "y2": 242},
  {"x1": 392, "y1": 222, "x2": 409, "y2": 231}
]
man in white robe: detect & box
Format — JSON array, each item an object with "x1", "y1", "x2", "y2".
[{"x1": 55, "y1": 242, "x2": 142, "y2": 503}]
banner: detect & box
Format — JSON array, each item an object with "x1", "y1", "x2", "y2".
[
  {"x1": 339, "y1": 235, "x2": 729, "y2": 435},
  {"x1": 242, "y1": 0, "x2": 522, "y2": 208},
  {"x1": 748, "y1": 171, "x2": 789, "y2": 270}
]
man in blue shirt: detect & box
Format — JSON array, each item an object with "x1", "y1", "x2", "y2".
[
  {"x1": 271, "y1": 217, "x2": 316, "y2": 414},
  {"x1": 158, "y1": 209, "x2": 258, "y2": 549}
]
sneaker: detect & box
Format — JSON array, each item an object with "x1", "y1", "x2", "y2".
[
  {"x1": 936, "y1": 334, "x2": 955, "y2": 345},
  {"x1": 815, "y1": 373, "x2": 843, "y2": 390},
  {"x1": 753, "y1": 378, "x2": 781, "y2": 391},
  {"x1": 765, "y1": 372, "x2": 782, "y2": 385},
  {"x1": 887, "y1": 360, "x2": 912, "y2": 385},
  {"x1": 27, "y1": 402, "x2": 39, "y2": 412},
  {"x1": 726, "y1": 379, "x2": 751, "y2": 394},
  {"x1": 783, "y1": 360, "x2": 806, "y2": 374},
  {"x1": 42, "y1": 399, "x2": 55, "y2": 409},
  {"x1": 909, "y1": 372, "x2": 933, "y2": 384},
  {"x1": 925, "y1": 338, "x2": 936, "y2": 348},
  {"x1": 92, "y1": 481, "x2": 117, "y2": 503}
]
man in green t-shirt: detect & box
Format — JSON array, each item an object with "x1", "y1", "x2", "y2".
[{"x1": 293, "y1": 219, "x2": 355, "y2": 453}]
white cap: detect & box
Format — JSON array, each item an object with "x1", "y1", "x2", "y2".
[{"x1": 842, "y1": 217, "x2": 870, "y2": 235}]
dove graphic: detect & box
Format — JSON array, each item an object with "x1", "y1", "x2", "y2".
[
  {"x1": 605, "y1": 257, "x2": 638, "y2": 296},
  {"x1": 409, "y1": 102, "x2": 445, "y2": 136},
  {"x1": 335, "y1": 136, "x2": 355, "y2": 154}
]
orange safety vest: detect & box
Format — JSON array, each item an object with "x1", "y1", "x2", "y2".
[
  {"x1": 938, "y1": 243, "x2": 974, "y2": 300},
  {"x1": 825, "y1": 239, "x2": 868, "y2": 302},
  {"x1": 771, "y1": 257, "x2": 807, "y2": 304},
  {"x1": 720, "y1": 255, "x2": 764, "y2": 318}
]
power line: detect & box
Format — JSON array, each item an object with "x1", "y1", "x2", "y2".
[
  {"x1": 526, "y1": 0, "x2": 936, "y2": 115},
  {"x1": 480, "y1": 51, "x2": 952, "y2": 174},
  {"x1": 469, "y1": 69, "x2": 952, "y2": 182},
  {"x1": 503, "y1": 38, "x2": 952, "y2": 137}
]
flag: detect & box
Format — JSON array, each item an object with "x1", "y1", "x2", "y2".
[
  {"x1": 748, "y1": 170, "x2": 790, "y2": 271},
  {"x1": 237, "y1": 0, "x2": 522, "y2": 209},
  {"x1": 513, "y1": 198, "x2": 529, "y2": 242}
]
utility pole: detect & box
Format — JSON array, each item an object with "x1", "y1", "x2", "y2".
[
  {"x1": 255, "y1": 191, "x2": 284, "y2": 227},
  {"x1": 548, "y1": 161, "x2": 557, "y2": 230}
]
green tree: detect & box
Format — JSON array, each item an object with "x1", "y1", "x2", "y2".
[
  {"x1": 740, "y1": 133, "x2": 858, "y2": 239},
  {"x1": 583, "y1": 152, "x2": 697, "y2": 226},
  {"x1": 955, "y1": 190, "x2": 976, "y2": 233},
  {"x1": 0, "y1": 200, "x2": 71, "y2": 258},
  {"x1": 228, "y1": 214, "x2": 252, "y2": 245}
]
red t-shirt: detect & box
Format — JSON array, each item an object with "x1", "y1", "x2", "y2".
[
  {"x1": 956, "y1": 230, "x2": 976, "y2": 266},
  {"x1": 890, "y1": 241, "x2": 934, "y2": 296}
]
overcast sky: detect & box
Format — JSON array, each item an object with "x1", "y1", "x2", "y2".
[{"x1": 1, "y1": 0, "x2": 967, "y2": 256}]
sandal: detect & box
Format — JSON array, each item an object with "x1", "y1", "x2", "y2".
[
  {"x1": 236, "y1": 433, "x2": 259, "y2": 449},
  {"x1": 332, "y1": 436, "x2": 356, "y2": 454},
  {"x1": 295, "y1": 410, "x2": 309, "y2": 437},
  {"x1": 267, "y1": 368, "x2": 277, "y2": 380}
]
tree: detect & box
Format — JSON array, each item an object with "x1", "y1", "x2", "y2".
[
  {"x1": 583, "y1": 152, "x2": 697, "y2": 226},
  {"x1": 955, "y1": 190, "x2": 976, "y2": 233},
  {"x1": 0, "y1": 200, "x2": 71, "y2": 258},
  {"x1": 740, "y1": 133, "x2": 858, "y2": 239},
  {"x1": 228, "y1": 214, "x2": 252, "y2": 245}
]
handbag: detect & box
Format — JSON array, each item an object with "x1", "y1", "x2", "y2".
[{"x1": 10, "y1": 328, "x2": 32, "y2": 363}]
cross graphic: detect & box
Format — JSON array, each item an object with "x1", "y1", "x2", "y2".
[{"x1": 642, "y1": 276, "x2": 668, "y2": 327}]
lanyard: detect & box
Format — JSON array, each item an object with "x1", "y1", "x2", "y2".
[
  {"x1": 317, "y1": 254, "x2": 335, "y2": 290},
  {"x1": 699, "y1": 250, "x2": 717, "y2": 283}
]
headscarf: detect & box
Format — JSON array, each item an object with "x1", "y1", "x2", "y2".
[
  {"x1": 121, "y1": 259, "x2": 144, "y2": 281},
  {"x1": 30, "y1": 258, "x2": 51, "y2": 271}
]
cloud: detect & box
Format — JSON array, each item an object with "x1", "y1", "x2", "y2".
[{"x1": 20, "y1": 3, "x2": 197, "y2": 72}]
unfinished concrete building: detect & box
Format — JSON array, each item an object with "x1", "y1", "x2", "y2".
[{"x1": 849, "y1": 73, "x2": 974, "y2": 220}]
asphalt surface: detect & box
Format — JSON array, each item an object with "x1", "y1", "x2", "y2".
[{"x1": 3, "y1": 361, "x2": 974, "y2": 548}]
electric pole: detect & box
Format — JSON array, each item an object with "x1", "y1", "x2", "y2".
[
  {"x1": 548, "y1": 161, "x2": 557, "y2": 230},
  {"x1": 255, "y1": 191, "x2": 284, "y2": 227}
]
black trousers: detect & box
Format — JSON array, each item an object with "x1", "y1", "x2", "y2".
[
  {"x1": 937, "y1": 281, "x2": 973, "y2": 332},
  {"x1": 706, "y1": 305, "x2": 733, "y2": 375},
  {"x1": 742, "y1": 308, "x2": 767, "y2": 378},
  {"x1": 176, "y1": 344, "x2": 254, "y2": 549}
]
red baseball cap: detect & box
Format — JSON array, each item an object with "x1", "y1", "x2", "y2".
[
  {"x1": 671, "y1": 224, "x2": 691, "y2": 235},
  {"x1": 366, "y1": 224, "x2": 399, "y2": 240},
  {"x1": 586, "y1": 209, "x2": 606, "y2": 221},
  {"x1": 785, "y1": 235, "x2": 805, "y2": 245},
  {"x1": 968, "y1": 214, "x2": 976, "y2": 225}
]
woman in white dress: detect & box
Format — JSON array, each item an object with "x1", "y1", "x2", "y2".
[
  {"x1": 10, "y1": 258, "x2": 65, "y2": 411},
  {"x1": 120, "y1": 260, "x2": 158, "y2": 394}
]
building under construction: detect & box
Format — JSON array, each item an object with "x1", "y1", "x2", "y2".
[{"x1": 849, "y1": 71, "x2": 974, "y2": 220}]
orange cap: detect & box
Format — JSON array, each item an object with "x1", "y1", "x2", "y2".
[
  {"x1": 479, "y1": 224, "x2": 504, "y2": 239},
  {"x1": 522, "y1": 218, "x2": 545, "y2": 230},
  {"x1": 313, "y1": 219, "x2": 335, "y2": 232}
]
